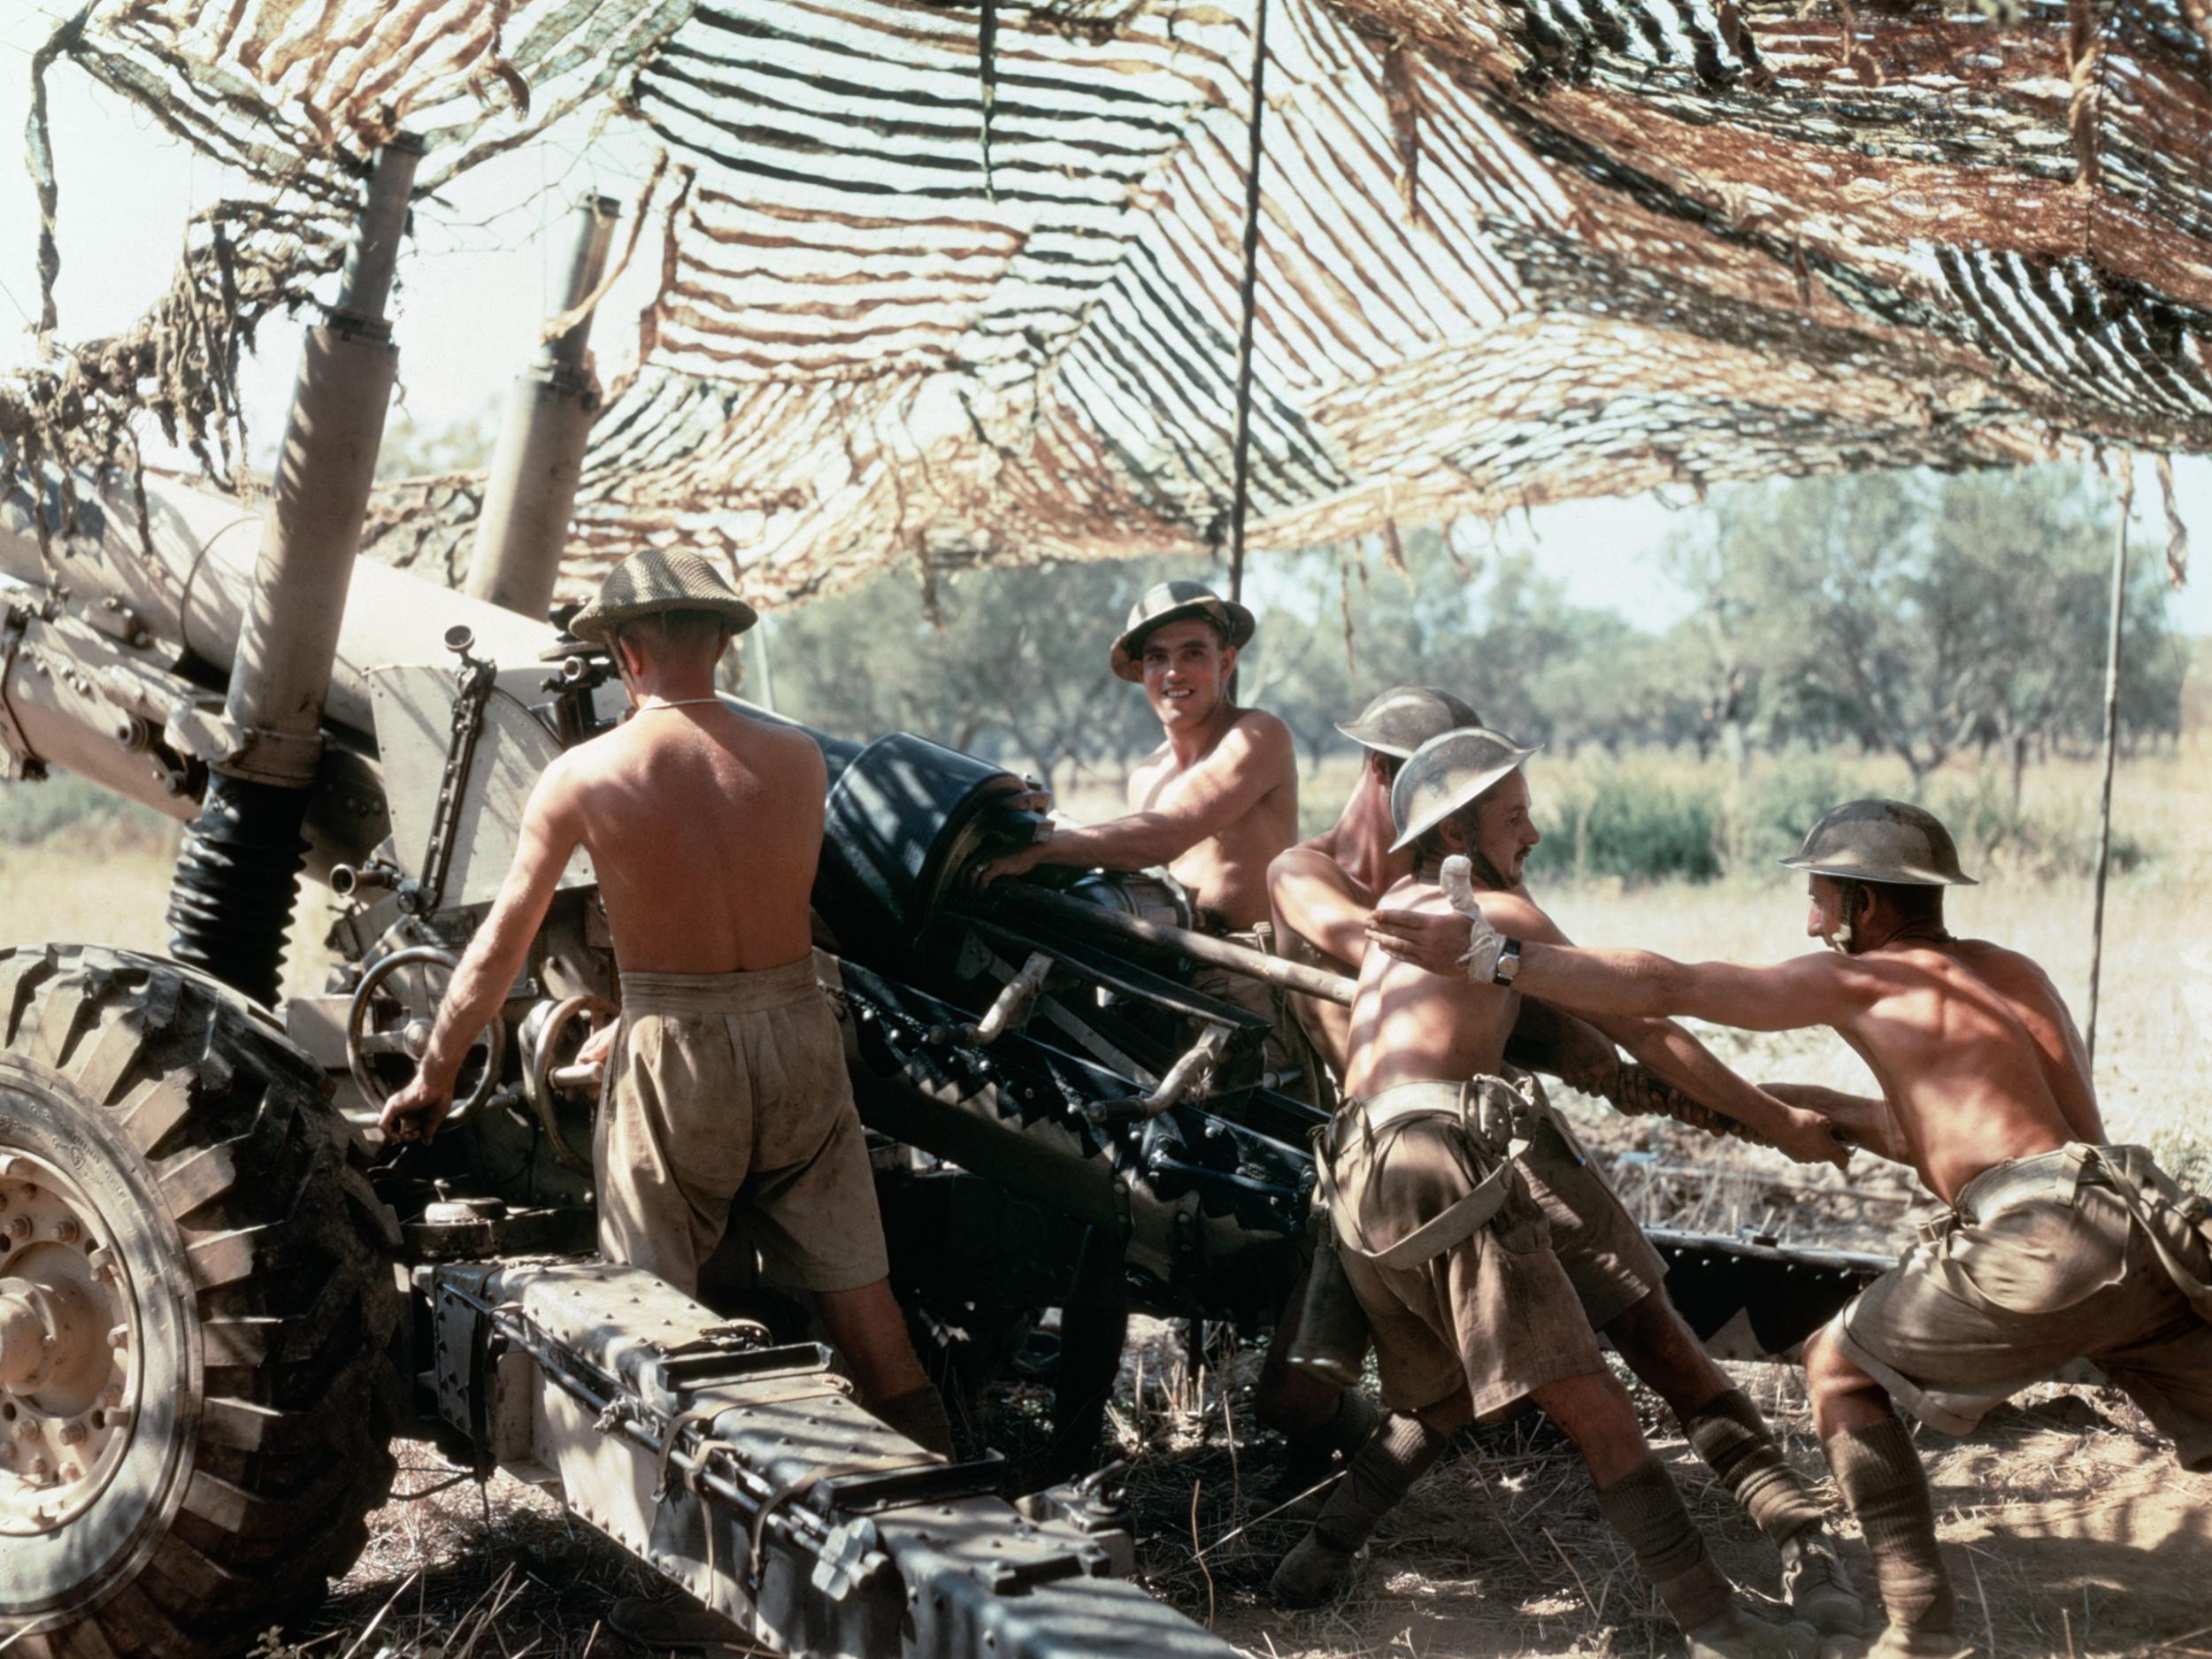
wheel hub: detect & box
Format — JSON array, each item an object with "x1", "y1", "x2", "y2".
[{"x1": 0, "y1": 1153, "x2": 139, "y2": 1536}]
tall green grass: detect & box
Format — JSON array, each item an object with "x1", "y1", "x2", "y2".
[{"x1": 1525, "y1": 746, "x2": 2170, "y2": 887}]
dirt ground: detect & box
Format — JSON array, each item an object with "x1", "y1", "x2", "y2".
[
  {"x1": 293, "y1": 1338, "x2": 2212, "y2": 1659},
  {"x1": 290, "y1": 1099, "x2": 2212, "y2": 1659}
]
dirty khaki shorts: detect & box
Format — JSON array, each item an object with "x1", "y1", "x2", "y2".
[
  {"x1": 596, "y1": 957, "x2": 889, "y2": 1299},
  {"x1": 1516, "y1": 1093, "x2": 1669, "y2": 1332},
  {"x1": 1329, "y1": 1081, "x2": 1610, "y2": 1417},
  {"x1": 1832, "y1": 1148, "x2": 2212, "y2": 1471}
]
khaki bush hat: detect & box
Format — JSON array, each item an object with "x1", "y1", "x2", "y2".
[
  {"x1": 1337, "y1": 686, "x2": 1483, "y2": 757},
  {"x1": 568, "y1": 549, "x2": 759, "y2": 646},
  {"x1": 1779, "y1": 799, "x2": 1978, "y2": 887},
  {"x1": 1109, "y1": 580, "x2": 1256, "y2": 681},
  {"x1": 1388, "y1": 726, "x2": 1542, "y2": 852}
]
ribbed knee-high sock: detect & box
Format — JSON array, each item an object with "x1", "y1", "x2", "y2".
[
  {"x1": 1594, "y1": 1456, "x2": 1737, "y2": 1632},
  {"x1": 1824, "y1": 1417, "x2": 1955, "y2": 1632},
  {"x1": 1684, "y1": 1387, "x2": 1827, "y2": 1544}
]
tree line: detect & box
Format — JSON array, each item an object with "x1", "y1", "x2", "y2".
[{"x1": 749, "y1": 469, "x2": 2189, "y2": 798}]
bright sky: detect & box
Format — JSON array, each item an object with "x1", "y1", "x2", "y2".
[{"x1": 2, "y1": 5, "x2": 2207, "y2": 636}]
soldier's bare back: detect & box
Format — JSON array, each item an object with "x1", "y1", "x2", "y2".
[{"x1": 552, "y1": 703, "x2": 826, "y2": 972}]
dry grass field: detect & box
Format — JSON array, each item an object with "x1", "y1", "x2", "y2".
[{"x1": 2, "y1": 745, "x2": 2206, "y2": 1658}]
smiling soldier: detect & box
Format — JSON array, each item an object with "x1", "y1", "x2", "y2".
[{"x1": 969, "y1": 580, "x2": 1317, "y2": 1096}]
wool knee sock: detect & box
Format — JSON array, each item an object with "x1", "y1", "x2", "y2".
[
  {"x1": 1685, "y1": 1387, "x2": 1827, "y2": 1545},
  {"x1": 1276, "y1": 1389, "x2": 1381, "y2": 1497},
  {"x1": 1824, "y1": 1417, "x2": 1954, "y2": 1632},
  {"x1": 1310, "y1": 1409, "x2": 1448, "y2": 1551},
  {"x1": 1594, "y1": 1456, "x2": 1737, "y2": 1633},
  {"x1": 872, "y1": 1384, "x2": 956, "y2": 1457},
  {"x1": 1271, "y1": 1410, "x2": 1448, "y2": 1607}
]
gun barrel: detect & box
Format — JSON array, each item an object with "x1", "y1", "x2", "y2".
[{"x1": 994, "y1": 886, "x2": 1356, "y2": 1007}]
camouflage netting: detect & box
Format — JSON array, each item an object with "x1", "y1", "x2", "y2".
[{"x1": 6, "y1": 0, "x2": 2208, "y2": 603}]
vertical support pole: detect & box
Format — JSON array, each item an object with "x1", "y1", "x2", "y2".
[
  {"x1": 465, "y1": 195, "x2": 622, "y2": 620},
  {"x1": 167, "y1": 135, "x2": 422, "y2": 1004},
  {"x1": 1224, "y1": 0, "x2": 1269, "y2": 612},
  {"x1": 751, "y1": 613, "x2": 779, "y2": 713},
  {"x1": 2085, "y1": 464, "x2": 2132, "y2": 1065}
]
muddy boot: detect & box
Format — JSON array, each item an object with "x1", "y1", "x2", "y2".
[
  {"x1": 1823, "y1": 1418, "x2": 1960, "y2": 1655},
  {"x1": 1681, "y1": 1607, "x2": 1823, "y2": 1659},
  {"x1": 1818, "y1": 1631, "x2": 1975, "y2": 1659},
  {"x1": 1269, "y1": 1411, "x2": 1446, "y2": 1609},
  {"x1": 608, "y1": 1591, "x2": 751, "y2": 1654},
  {"x1": 1264, "y1": 1389, "x2": 1379, "y2": 1521},
  {"x1": 1686, "y1": 1390, "x2": 1864, "y2": 1635},
  {"x1": 1595, "y1": 1457, "x2": 1817, "y2": 1659}
]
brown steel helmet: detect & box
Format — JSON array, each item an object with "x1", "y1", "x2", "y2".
[
  {"x1": 1335, "y1": 686, "x2": 1483, "y2": 758},
  {"x1": 1778, "y1": 799, "x2": 1978, "y2": 887},
  {"x1": 1388, "y1": 726, "x2": 1541, "y2": 852}
]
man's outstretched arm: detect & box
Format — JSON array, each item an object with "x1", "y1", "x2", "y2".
[
  {"x1": 380, "y1": 765, "x2": 584, "y2": 1144},
  {"x1": 1433, "y1": 888, "x2": 1847, "y2": 1167},
  {"x1": 971, "y1": 716, "x2": 1290, "y2": 886}
]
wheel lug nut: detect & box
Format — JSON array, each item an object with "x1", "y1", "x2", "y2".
[
  {"x1": 16, "y1": 1419, "x2": 40, "y2": 1440},
  {"x1": 5, "y1": 1217, "x2": 29, "y2": 1241},
  {"x1": 58, "y1": 1421, "x2": 85, "y2": 1445},
  {"x1": 54, "y1": 1219, "x2": 79, "y2": 1244}
]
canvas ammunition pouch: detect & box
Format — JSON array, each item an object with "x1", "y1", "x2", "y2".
[
  {"x1": 1315, "y1": 1076, "x2": 1540, "y2": 1271},
  {"x1": 1944, "y1": 1142, "x2": 2212, "y2": 1325}
]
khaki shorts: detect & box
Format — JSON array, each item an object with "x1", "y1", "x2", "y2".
[
  {"x1": 1517, "y1": 1103, "x2": 1669, "y2": 1331},
  {"x1": 1329, "y1": 1082, "x2": 1609, "y2": 1417},
  {"x1": 1832, "y1": 1149, "x2": 2212, "y2": 1471},
  {"x1": 1194, "y1": 927, "x2": 1333, "y2": 1113},
  {"x1": 596, "y1": 958, "x2": 890, "y2": 1299}
]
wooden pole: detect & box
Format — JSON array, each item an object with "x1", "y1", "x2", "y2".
[
  {"x1": 1224, "y1": 0, "x2": 1269, "y2": 611},
  {"x1": 2085, "y1": 462, "x2": 2132, "y2": 1065}
]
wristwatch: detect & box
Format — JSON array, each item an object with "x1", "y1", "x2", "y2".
[{"x1": 1493, "y1": 938, "x2": 1523, "y2": 987}]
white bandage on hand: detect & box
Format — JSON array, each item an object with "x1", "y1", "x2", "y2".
[{"x1": 1437, "y1": 855, "x2": 1509, "y2": 984}]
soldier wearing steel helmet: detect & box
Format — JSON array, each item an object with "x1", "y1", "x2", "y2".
[
  {"x1": 1386, "y1": 795, "x2": 2212, "y2": 1659},
  {"x1": 1268, "y1": 706, "x2": 1863, "y2": 1629},
  {"x1": 1272, "y1": 726, "x2": 1846, "y2": 1659}
]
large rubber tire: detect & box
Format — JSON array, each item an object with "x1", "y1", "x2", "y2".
[{"x1": 0, "y1": 945, "x2": 404, "y2": 1658}]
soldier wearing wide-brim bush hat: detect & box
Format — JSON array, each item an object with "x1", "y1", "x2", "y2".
[
  {"x1": 1108, "y1": 580, "x2": 1256, "y2": 681},
  {"x1": 1336, "y1": 687, "x2": 1484, "y2": 759},
  {"x1": 1387, "y1": 726, "x2": 1542, "y2": 853},
  {"x1": 568, "y1": 549, "x2": 759, "y2": 648},
  {"x1": 1778, "y1": 799, "x2": 1978, "y2": 887}
]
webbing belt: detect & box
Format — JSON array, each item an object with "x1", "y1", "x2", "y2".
[{"x1": 1317, "y1": 1078, "x2": 1534, "y2": 1271}]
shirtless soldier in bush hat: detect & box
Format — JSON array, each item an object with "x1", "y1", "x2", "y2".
[
  {"x1": 381, "y1": 549, "x2": 949, "y2": 1461},
  {"x1": 1379, "y1": 797, "x2": 2212, "y2": 1658},
  {"x1": 970, "y1": 580, "x2": 1319, "y2": 1096},
  {"x1": 1275, "y1": 728, "x2": 1845, "y2": 1659},
  {"x1": 1265, "y1": 695, "x2": 1863, "y2": 1634}
]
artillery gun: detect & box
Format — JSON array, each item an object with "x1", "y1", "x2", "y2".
[{"x1": 0, "y1": 144, "x2": 1886, "y2": 1659}]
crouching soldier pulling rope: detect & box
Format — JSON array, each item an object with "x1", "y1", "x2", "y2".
[
  {"x1": 1384, "y1": 795, "x2": 2212, "y2": 1659},
  {"x1": 1278, "y1": 729, "x2": 1843, "y2": 1659}
]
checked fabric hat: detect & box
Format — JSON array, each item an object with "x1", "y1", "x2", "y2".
[
  {"x1": 1108, "y1": 580, "x2": 1257, "y2": 681},
  {"x1": 568, "y1": 549, "x2": 759, "y2": 647}
]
